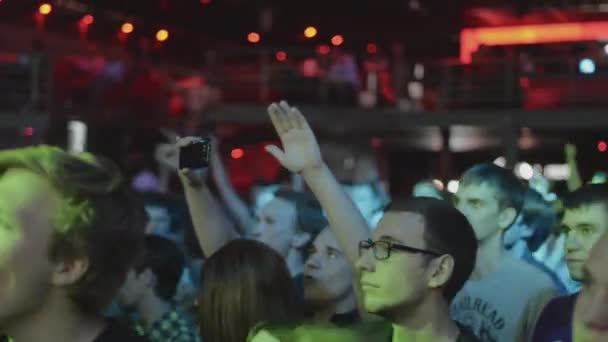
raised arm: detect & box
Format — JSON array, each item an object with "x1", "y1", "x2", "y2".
[
  {"x1": 176, "y1": 138, "x2": 238, "y2": 257},
  {"x1": 265, "y1": 101, "x2": 371, "y2": 267},
  {"x1": 565, "y1": 143, "x2": 582, "y2": 192}
]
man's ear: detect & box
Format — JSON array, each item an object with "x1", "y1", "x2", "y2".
[
  {"x1": 291, "y1": 231, "x2": 311, "y2": 249},
  {"x1": 498, "y1": 207, "x2": 518, "y2": 231},
  {"x1": 51, "y1": 256, "x2": 89, "y2": 286},
  {"x1": 427, "y1": 255, "x2": 455, "y2": 289}
]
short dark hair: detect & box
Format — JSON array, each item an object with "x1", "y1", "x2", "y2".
[
  {"x1": 461, "y1": 163, "x2": 526, "y2": 214},
  {"x1": 563, "y1": 183, "x2": 608, "y2": 211},
  {"x1": 274, "y1": 189, "x2": 327, "y2": 248},
  {"x1": 134, "y1": 235, "x2": 185, "y2": 301},
  {"x1": 199, "y1": 239, "x2": 302, "y2": 342},
  {"x1": 143, "y1": 191, "x2": 201, "y2": 258},
  {"x1": 0, "y1": 146, "x2": 148, "y2": 314},
  {"x1": 386, "y1": 197, "x2": 478, "y2": 303}
]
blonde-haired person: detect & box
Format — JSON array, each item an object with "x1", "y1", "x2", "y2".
[{"x1": 0, "y1": 146, "x2": 148, "y2": 342}]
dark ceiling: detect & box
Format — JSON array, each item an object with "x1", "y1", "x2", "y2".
[
  {"x1": 1, "y1": 0, "x2": 470, "y2": 59},
  {"x1": 2, "y1": 1, "x2": 608, "y2": 62}
]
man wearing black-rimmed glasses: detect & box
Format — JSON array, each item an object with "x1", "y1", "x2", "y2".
[
  {"x1": 264, "y1": 100, "x2": 480, "y2": 341},
  {"x1": 353, "y1": 198, "x2": 480, "y2": 341}
]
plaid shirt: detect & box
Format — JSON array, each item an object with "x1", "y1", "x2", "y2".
[{"x1": 137, "y1": 307, "x2": 201, "y2": 342}]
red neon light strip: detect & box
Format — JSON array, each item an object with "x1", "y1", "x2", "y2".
[{"x1": 461, "y1": 21, "x2": 608, "y2": 63}]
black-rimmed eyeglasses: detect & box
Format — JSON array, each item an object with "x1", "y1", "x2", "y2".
[{"x1": 358, "y1": 239, "x2": 441, "y2": 261}]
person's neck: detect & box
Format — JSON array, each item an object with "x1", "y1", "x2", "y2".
[
  {"x1": 3, "y1": 291, "x2": 105, "y2": 342},
  {"x1": 137, "y1": 293, "x2": 172, "y2": 330},
  {"x1": 311, "y1": 289, "x2": 358, "y2": 321},
  {"x1": 285, "y1": 248, "x2": 304, "y2": 277},
  {"x1": 472, "y1": 230, "x2": 504, "y2": 279},
  {"x1": 389, "y1": 294, "x2": 460, "y2": 342}
]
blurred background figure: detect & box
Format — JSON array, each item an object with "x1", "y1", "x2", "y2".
[
  {"x1": 117, "y1": 235, "x2": 200, "y2": 342},
  {"x1": 321, "y1": 48, "x2": 360, "y2": 105},
  {"x1": 412, "y1": 179, "x2": 445, "y2": 200},
  {"x1": 503, "y1": 188, "x2": 567, "y2": 293},
  {"x1": 303, "y1": 229, "x2": 359, "y2": 325}
]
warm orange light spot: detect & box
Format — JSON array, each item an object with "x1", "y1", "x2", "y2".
[{"x1": 461, "y1": 22, "x2": 608, "y2": 63}]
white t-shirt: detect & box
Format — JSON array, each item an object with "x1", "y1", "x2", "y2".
[{"x1": 450, "y1": 254, "x2": 558, "y2": 342}]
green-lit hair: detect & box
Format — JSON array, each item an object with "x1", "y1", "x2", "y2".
[{"x1": 247, "y1": 321, "x2": 362, "y2": 342}]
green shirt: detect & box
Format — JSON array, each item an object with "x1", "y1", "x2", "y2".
[{"x1": 354, "y1": 320, "x2": 481, "y2": 342}]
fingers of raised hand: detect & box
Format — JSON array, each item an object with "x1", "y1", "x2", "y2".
[
  {"x1": 268, "y1": 103, "x2": 287, "y2": 135},
  {"x1": 289, "y1": 106, "x2": 307, "y2": 130},
  {"x1": 269, "y1": 100, "x2": 309, "y2": 134},
  {"x1": 278, "y1": 100, "x2": 296, "y2": 131},
  {"x1": 175, "y1": 136, "x2": 199, "y2": 148}
]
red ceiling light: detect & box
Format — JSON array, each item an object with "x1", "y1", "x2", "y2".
[
  {"x1": 367, "y1": 43, "x2": 377, "y2": 54},
  {"x1": 200, "y1": 0, "x2": 212, "y2": 4},
  {"x1": 371, "y1": 137, "x2": 382, "y2": 148},
  {"x1": 231, "y1": 148, "x2": 245, "y2": 159},
  {"x1": 247, "y1": 32, "x2": 261, "y2": 44},
  {"x1": 317, "y1": 44, "x2": 330, "y2": 55},
  {"x1": 275, "y1": 51, "x2": 287, "y2": 62},
  {"x1": 82, "y1": 14, "x2": 94, "y2": 25},
  {"x1": 461, "y1": 21, "x2": 608, "y2": 64},
  {"x1": 331, "y1": 34, "x2": 344, "y2": 46},
  {"x1": 23, "y1": 127, "x2": 34, "y2": 137}
]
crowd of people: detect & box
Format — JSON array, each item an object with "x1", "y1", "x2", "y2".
[{"x1": 1, "y1": 100, "x2": 607, "y2": 342}]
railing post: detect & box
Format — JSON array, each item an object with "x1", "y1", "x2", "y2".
[
  {"x1": 29, "y1": 53, "x2": 41, "y2": 108},
  {"x1": 502, "y1": 116, "x2": 519, "y2": 169},
  {"x1": 438, "y1": 64, "x2": 453, "y2": 111},
  {"x1": 259, "y1": 50, "x2": 270, "y2": 103}
]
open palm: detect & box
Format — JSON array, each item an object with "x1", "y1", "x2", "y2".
[{"x1": 266, "y1": 101, "x2": 323, "y2": 173}]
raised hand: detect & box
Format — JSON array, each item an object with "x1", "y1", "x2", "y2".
[
  {"x1": 266, "y1": 100, "x2": 323, "y2": 173},
  {"x1": 565, "y1": 143, "x2": 577, "y2": 161},
  {"x1": 176, "y1": 136, "x2": 209, "y2": 188}
]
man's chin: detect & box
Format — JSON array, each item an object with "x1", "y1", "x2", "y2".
[{"x1": 363, "y1": 298, "x2": 386, "y2": 315}]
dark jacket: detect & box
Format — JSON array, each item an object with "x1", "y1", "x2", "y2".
[{"x1": 531, "y1": 293, "x2": 577, "y2": 342}]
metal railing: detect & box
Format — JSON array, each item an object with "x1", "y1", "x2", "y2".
[
  {"x1": 1, "y1": 48, "x2": 608, "y2": 118},
  {"x1": 0, "y1": 52, "x2": 50, "y2": 112}
]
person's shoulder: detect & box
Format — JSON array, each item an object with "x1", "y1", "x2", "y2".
[
  {"x1": 549, "y1": 293, "x2": 578, "y2": 307},
  {"x1": 541, "y1": 293, "x2": 578, "y2": 317},
  {"x1": 350, "y1": 320, "x2": 392, "y2": 340},
  {"x1": 503, "y1": 255, "x2": 556, "y2": 288},
  {"x1": 532, "y1": 293, "x2": 578, "y2": 341}
]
